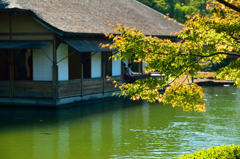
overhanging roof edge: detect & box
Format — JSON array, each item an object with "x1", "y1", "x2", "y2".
[
  {"x1": 0, "y1": 40, "x2": 52, "y2": 49},
  {"x1": 59, "y1": 36, "x2": 101, "y2": 52}
]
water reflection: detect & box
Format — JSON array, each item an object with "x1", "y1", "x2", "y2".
[{"x1": 0, "y1": 87, "x2": 240, "y2": 158}]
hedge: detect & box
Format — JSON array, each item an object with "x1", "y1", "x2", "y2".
[{"x1": 179, "y1": 144, "x2": 240, "y2": 159}]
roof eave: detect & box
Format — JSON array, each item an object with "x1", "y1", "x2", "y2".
[
  {"x1": 0, "y1": 8, "x2": 179, "y2": 39},
  {"x1": 60, "y1": 32, "x2": 178, "y2": 39},
  {"x1": 0, "y1": 8, "x2": 65, "y2": 36}
]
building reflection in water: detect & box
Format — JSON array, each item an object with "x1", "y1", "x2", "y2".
[
  {"x1": 2, "y1": 87, "x2": 240, "y2": 159},
  {"x1": 57, "y1": 121, "x2": 70, "y2": 159},
  {"x1": 112, "y1": 109, "x2": 122, "y2": 154},
  {"x1": 91, "y1": 114, "x2": 102, "y2": 158}
]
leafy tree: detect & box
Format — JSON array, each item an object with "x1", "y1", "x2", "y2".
[
  {"x1": 174, "y1": 3, "x2": 198, "y2": 23},
  {"x1": 137, "y1": 0, "x2": 209, "y2": 23},
  {"x1": 104, "y1": 0, "x2": 240, "y2": 112}
]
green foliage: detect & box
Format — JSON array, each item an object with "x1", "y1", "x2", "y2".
[
  {"x1": 103, "y1": 0, "x2": 240, "y2": 112},
  {"x1": 217, "y1": 58, "x2": 240, "y2": 85},
  {"x1": 195, "y1": 72, "x2": 216, "y2": 79},
  {"x1": 199, "y1": 61, "x2": 217, "y2": 71},
  {"x1": 174, "y1": 3, "x2": 198, "y2": 23},
  {"x1": 137, "y1": 0, "x2": 209, "y2": 23},
  {"x1": 163, "y1": 81, "x2": 205, "y2": 112},
  {"x1": 199, "y1": 57, "x2": 235, "y2": 72},
  {"x1": 179, "y1": 144, "x2": 240, "y2": 158}
]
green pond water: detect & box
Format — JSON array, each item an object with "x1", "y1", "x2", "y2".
[{"x1": 0, "y1": 86, "x2": 240, "y2": 159}]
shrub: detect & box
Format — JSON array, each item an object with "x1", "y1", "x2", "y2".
[
  {"x1": 195, "y1": 72, "x2": 216, "y2": 79},
  {"x1": 179, "y1": 144, "x2": 240, "y2": 159}
]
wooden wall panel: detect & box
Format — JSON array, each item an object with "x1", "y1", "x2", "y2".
[
  {"x1": 58, "y1": 76, "x2": 123, "y2": 98},
  {"x1": 12, "y1": 14, "x2": 51, "y2": 33},
  {"x1": 0, "y1": 13, "x2": 10, "y2": 33},
  {"x1": 12, "y1": 81, "x2": 52, "y2": 98},
  {"x1": 83, "y1": 78, "x2": 103, "y2": 95},
  {"x1": 1, "y1": 75, "x2": 123, "y2": 99},
  {"x1": 58, "y1": 80, "x2": 81, "y2": 98},
  {"x1": 105, "y1": 76, "x2": 122, "y2": 92},
  {"x1": 0, "y1": 81, "x2": 10, "y2": 97}
]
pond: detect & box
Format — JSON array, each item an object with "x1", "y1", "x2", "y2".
[{"x1": 0, "y1": 86, "x2": 240, "y2": 159}]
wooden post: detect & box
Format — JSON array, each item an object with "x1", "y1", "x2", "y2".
[
  {"x1": 52, "y1": 34, "x2": 58, "y2": 103},
  {"x1": 10, "y1": 49, "x2": 14, "y2": 98},
  {"x1": 9, "y1": 64, "x2": 13, "y2": 99},
  {"x1": 52, "y1": 64, "x2": 59, "y2": 101},
  {"x1": 52, "y1": 65, "x2": 56, "y2": 100},
  {"x1": 122, "y1": 62, "x2": 124, "y2": 83},
  {"x1": 11, "y1": 49, "x2": 14, "y2": 80},
  {"x1": 102, "y1": 62, "x2": 105, "y2": 94},
  {"x1": 81, "y1": 63, "x2": 83, "y2": 97},
  {"x1": 56, "y1": 65, "x2": 59, "y2": 99},
  {"x1": 9, "y1": 12, "x2": 12, "y2": 41},
  {"x1": 128, "y1": 58, "x2": 131, "y2": 64},
  {"x1": 138, "y1": 61, "x2": 140, "y2": 74}
]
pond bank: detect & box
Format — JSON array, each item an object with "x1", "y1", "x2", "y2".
[{"x1": 193, "y1": 79, "x2": 234, "y2": 86}]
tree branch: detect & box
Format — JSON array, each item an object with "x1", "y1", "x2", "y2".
[
  {"x1": 168, "y1": 57, "x2": 203, "y2": 86},
  {"x1": 216, "y1": 0, "x2": 240, "y2": 12},
  {"x1": 150, "y1": 51, "x2": 240, "y2": 58},
  {"x1": 197, "y1": 52, "x2": 240, "y2": 58}
]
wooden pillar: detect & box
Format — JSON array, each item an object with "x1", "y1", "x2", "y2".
[
  {"x1": 11, "y1": 49, "x2": 14, "y2": 80},
  {"x1": 81, "y1": 63, "x2": 83, "y2": 97},
  {"x1": 52, "y1": 34, "x2": 58, "y2": 103},
  {"x1": 9, "y1": 12, "x2": 12, "y2": 40},
  {"x1": 102, "y1": 62, "x2": 105, "y2": 94},
  {"x1": 128, "y1": 58, "x2": 131, "y2": 65},
  {"x1": 122, "y1": 61, "x2": 124, "y2": 83},
  {"x1": 56, "y1": 65, "x2": 59, "y2": 99},
  {"x1": 10, "y1": 49, "x2": 14, "y2": 98},
  {"x1": 138, "y1": 61, "x2": 140, "y2": 74},
  {"x1": 9, "y1": 64, "x2": 13, "y2": 99}
]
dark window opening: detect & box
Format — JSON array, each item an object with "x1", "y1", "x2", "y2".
[
  {"x1": 14, "y1": 49, "x2": 32, "y2": 80},
  {"x1": 0, "y1": 49, "x2": 33, "y2": 81},
  {"x1": 102, "y1": 51, "x2": 112, "y2": 76},
  {"x1": 81, "y1": 52, "x2": 91, "y2": 79},
  {"x1": 68, "y1": 46, "x2": 91, "y2": 79},
  {"x1": 131, "y1": 57, "x2": 142, "y2": 73},
  {"x1": 68, "y1": 46, "x2": 81, "y2": 80},
  {"x1": 0, "y1": 49, "x2": 10, "y2": 80}
]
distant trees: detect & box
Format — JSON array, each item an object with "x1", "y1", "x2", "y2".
[{"x1": 137, "y1": 0, "x2": 209, "y2": 23}]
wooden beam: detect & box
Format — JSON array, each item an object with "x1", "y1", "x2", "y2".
[
  {"x1": 56, "y1": 65, "x2": 59, "y2": 99},
  {"x1": 128, "y1": 58, "x2": 131, "y2": 65},
  {"x1": 81, "y1": 63, "x2": 83, "y2": 97},
  {"x1": 102, "y1": 62, "x2": 105, "y2": 94},
  {"x1": 0, "y1": 33, "x2": 9, "y2": 36},
  {"x1": 9, "y1": 12, "x2": 12, "y2": 40},
  {"x1": 122, "y1": 61, "x2": 124, "y2": 82},
  {"x1": 101, "y1": 52, "x2": 103, "y2": 77},
  {"x1": 52, "y1": 34, "x2": 58, "y2": 103},
  {"x1": 0, "y1": 33, "x2": 53, "y2": 36},
  {"x1": 11, "y1": 49, "x2": 14, "y2": 80},
  {"x1": 9, "y1": 64, "x2": 13, "y2": 99},
  {"x1": 138, "y1": 61, "x2": 140, "y2": 74},
  {"x1": 10, "y1": 49, "x2": 14, "y2": 99}
]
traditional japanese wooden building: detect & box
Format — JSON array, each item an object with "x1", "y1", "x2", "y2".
[{"x1": 0, "y1": 0, "x2": 183, "y2": 106}]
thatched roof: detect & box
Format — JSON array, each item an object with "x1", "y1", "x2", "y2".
[{"x1": 0, "y1": 0, "x2": 184, "y2": 36}]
